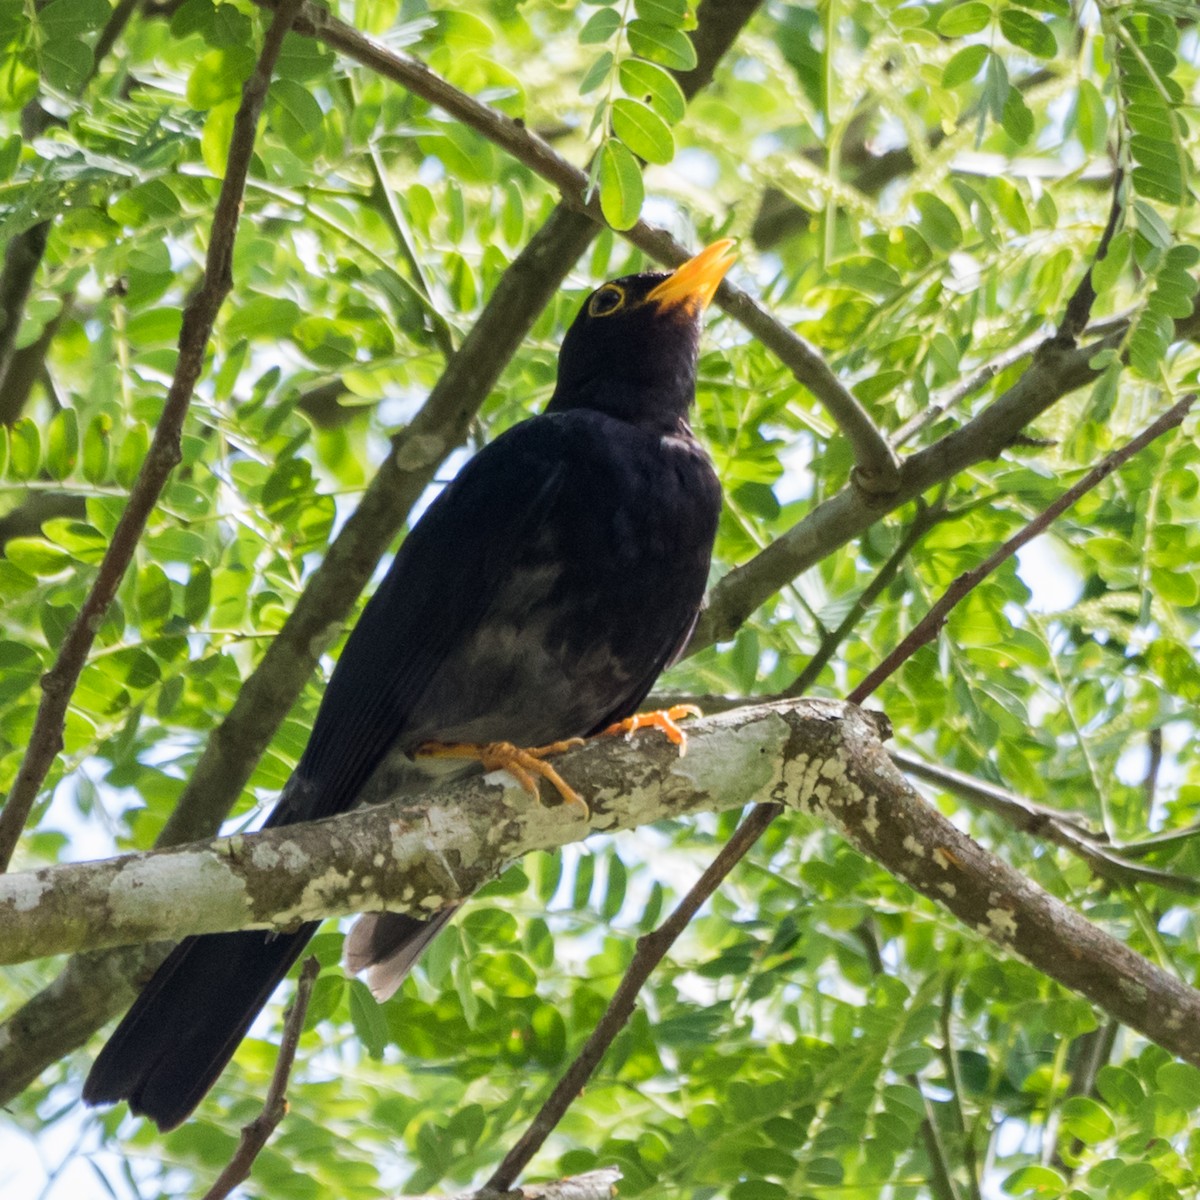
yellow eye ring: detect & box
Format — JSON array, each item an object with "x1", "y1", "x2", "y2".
[{"x1": 587, "y1": 283, "x2": 625, "y2": 318}]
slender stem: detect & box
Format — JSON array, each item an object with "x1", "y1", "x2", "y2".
[
  {"x1": 780, "y1": 500, "x2": 944, "y2": 697},
  {"x1": 200, "y1": 957, "x2": 320, "y2": 1200}
]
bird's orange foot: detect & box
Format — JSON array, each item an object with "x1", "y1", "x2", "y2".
[
  {"x1": 415, "y1": 739, "x2": 589, "y2": 817},
  {"x1": 601, "y1": 704, "x2": 702, "y2": 755}
]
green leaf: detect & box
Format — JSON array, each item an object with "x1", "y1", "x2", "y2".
[
  {"x1": 619, "y1": 58, "x2": 686, "y2": 124},
  {"x1": 1002, "y1": 1165, "x2": 1066, "y2": 1196},
  {"x1": 116, "y1": 422, "x2": 150, "y2": 490},
  {"x1": 730, "y1": 1184, "x2": 788, "y2": 1200},
  {"x1": 913, "y1": 192, "x2": 962, "y2": 251},
  {"x1": 201, "y1": 99, "x2": 239, "y2": 178},
  {"x1": 579, "y1": 49, "x2": 614, "y2": 94},
  {"x1": 41, "y1": 39, "x2": 92, "y2": 90},
  {"x1": 226, "y1": 295, "x2": 302, "y2": 341},
  {"x1": 572, "y1": 853, "x2": 595, "y2": 909},
  {"x1": 1157, "y1": 1062, "x2": 1200, "y2": 1108},
  {"x1": 348, "y1": 980, "x2": 388, "y2": 1059},
  {"x1": 1058, "y1": 1096, "x2": 1115, "y2": 1145},
  {"x1": 186, "y1": 46, "x2": 255, "y2": 109},
  {"x1": 4, "y1": 538, "x2": 72, "y2": 576},
  {"x1": 1073, "y1": 78, "x2": 1108, "y2": 155},
  {"x1": 999, "y1": 10, "x2": 1056, "y2": 58},
  {"x1": 268, "y1": 78, "x2": 325, "y2": 160},
  {"x1": 8, "y1": 416, "x2": 40, "y2": 480},
  {"x1": 943, "y1": 44, "x2": 989, "y2": 87},
  {"x1": 45, "y1": 408, "x2": 78, "y2": 481},
  {"x1": 601, "y1": 853, "x2": 627, "y2": 920},
  {"x1": 37, "y1": 0, "x2": 111, "y2": 36},
  {"x1": 579, "y1": 7, "x2": 620, "y2": 44},
  {"x1": 1001, "y1": 87, "x2": 1034, "y2": 144},
  {"x1": 936, "y1": 2, "x2": 991, "y2": 37},
  {"x1": 137, "y1": 563, "x2": 173, "y2": 626},
  {"x1": 635, "y1": 0, "x2": 687, "y2": 27},
  {"x1": 184, "y1": 562, "x2": 213, "y2": 624},
  {"x1": 611, "y1": 97, "x2": 675, "y2": 164},
  {"x1": 627, "y1": 19, "x2": 697, "y2": 70},
  {"x1": 478, "y1": 951, "x2": 538, "y2": 996},
  {"x1": 596, "y1": 137, "x2": 644, "y2": 230}
]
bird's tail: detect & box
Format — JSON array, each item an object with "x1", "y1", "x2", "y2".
[
  {"x1": 343, "y1": 907, "x2": 460, "y2": 1001},
  {"x1": 83, "y1": 922, "x2": 318, "y2": 1131}
]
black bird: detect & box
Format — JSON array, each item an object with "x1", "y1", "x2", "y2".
[{"x1": 83, "y1": 239, "x2": 734, "y2": 1131}]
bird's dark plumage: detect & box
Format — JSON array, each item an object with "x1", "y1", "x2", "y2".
[{"x1": 83, "y1": 242, "x2": 733, "y2": 1130}]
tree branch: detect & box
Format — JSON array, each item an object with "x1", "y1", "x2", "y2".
[
  {"x1": 894, "y1": 751, "x2": 1200, "y2": 897},
  {"x1": 5, "y1": 702, "x2": 1200, "y2": 1075},
  {"x1": 0, "y1": 0, "x2": 306, "y2": 872},
  {"x1": 0, "y1": 704, "x2": 842, "y2": 962},
  {"x1": 0, "y1": 221, "x2": 49, "y2": 411}
]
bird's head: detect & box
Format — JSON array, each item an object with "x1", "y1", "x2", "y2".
[{"x1": 547, "y1": 239, "x2": 736, "y2": 431}]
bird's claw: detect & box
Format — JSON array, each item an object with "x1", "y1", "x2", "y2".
[
  {"x1": 415, "y1": 739, "x2": 589, "y2": 818},
  {"x1": 601, "y1": 703, "x2": 702, "y2": 756}
]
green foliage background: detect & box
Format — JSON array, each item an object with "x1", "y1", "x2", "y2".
[{"x1": 1, "y1": 0, "x2": 1199, "y2": 1197}]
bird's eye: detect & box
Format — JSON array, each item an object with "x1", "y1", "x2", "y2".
[{"x1": 587, "y1": 284, "x2": 626, "y2": 318}]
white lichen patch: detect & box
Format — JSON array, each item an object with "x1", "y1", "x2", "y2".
[
  {"x1": 670, "y1": 716, "x2": 786, "y2": 808},
  {"x1": 862, "y1": 795, "x2": 880, "y2": 838},
  {"x1": 419, "y1": 894, "x2": 444, "y2": 910},
  {"x1": 275, "y1": 866, "x2": 359, "y2": 927},
  {"x1": 902, "y1": 835, "x2": 925, "y2": 858},
  {"x1": 250, "y1": 842, "x2": 280, "y2": 870},
  {"x1": 983, "y1": 907, "x2": 1018, "y2": 941},
  {"x1": 109, "y1": 850, "x2": 248, "y2": 933},
  {"x1": 6, "y1": 871, "x2": 51, "y2": 915},
  {"x1": 937, "y1": 882, "x2": 957, "y2": 898},
  {"x1": 932, "y1": 847, "x2": 956, "y2": 871},
  {"x1": 373, "y1": 853, "x2": 385, "y2": 868},
  {"x1": 781, "y1": 753, "x2": 825, "y2": 815}
]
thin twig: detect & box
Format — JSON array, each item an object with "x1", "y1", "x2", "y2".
[
  {"x1": 847, "y1": 393, "x2": 1195, "y2": 705},
  {"x1": 201, "y1": 956, "x2": 320, "y2": 1200},
  {"x1": 1056, "y1": 166, "x2": 1125, "y2": 344},
  {"x1": 486, "y1": 803, "x2": 782, "y2": 1191},
  {"x1": 894, "y1": 751, "x2": 1200, "y2": 896},
  {"x1": 855, "y1": 921, "x2": 963, "y2": 1200},
  {"x1": 937, "y1": 975, "x2": 985, "y2": 1200},
  {"x1": 1143, "y1": 727, "x2": 1163, "y2": 818},
  {"x1": 891, "y1": 329, "x2": 1046, "y2": 448},
  {"x1": 779, "y1": 499, "x2": 946, "y2": 697},
  {"x1": 0, "y1": 0, "x2": 306, "y2": 872}
]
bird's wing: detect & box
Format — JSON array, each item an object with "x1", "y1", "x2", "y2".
[{"x1": 277, "y1": 420, "x2": 570, "y2": 824}]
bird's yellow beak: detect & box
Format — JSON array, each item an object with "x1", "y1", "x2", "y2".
[{"x1": 646, "y1": 239, "x2": 736, "y2": 314}]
